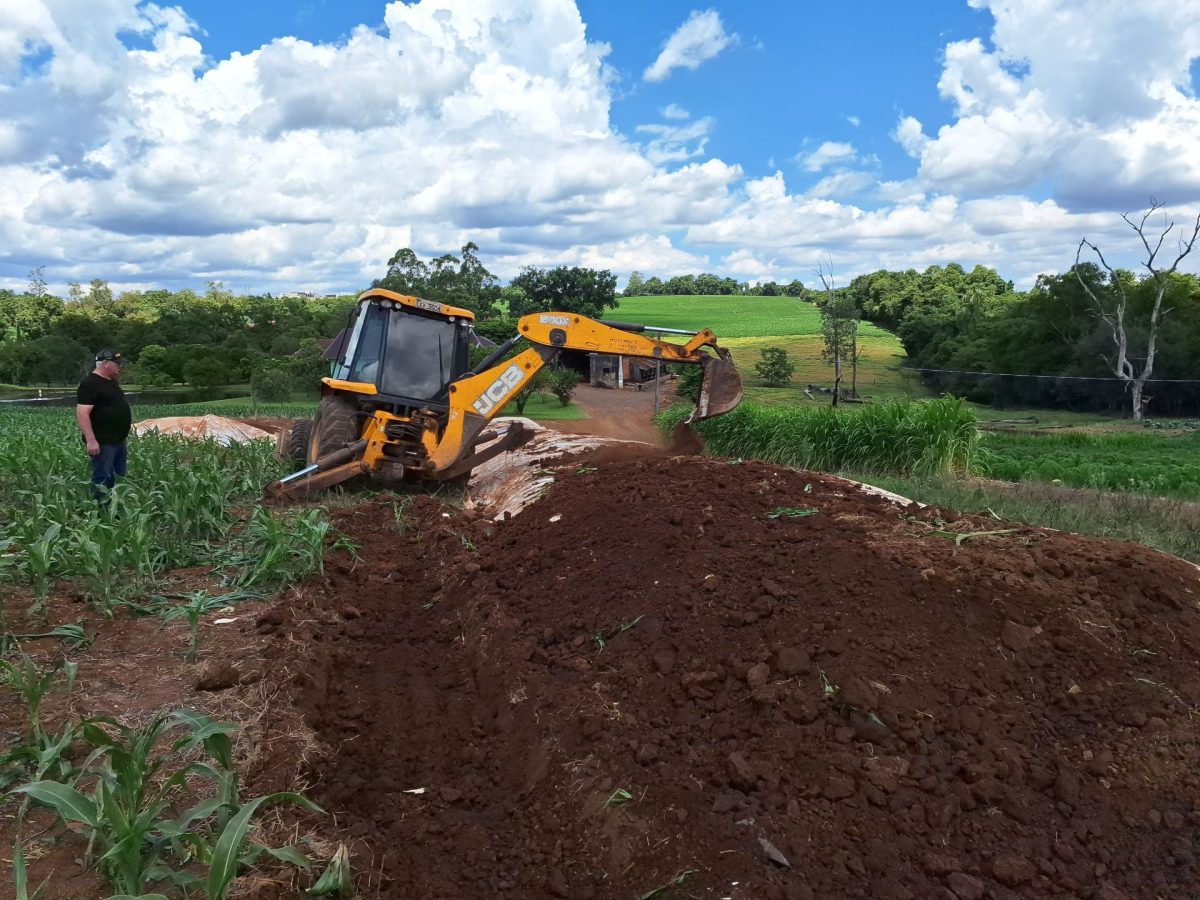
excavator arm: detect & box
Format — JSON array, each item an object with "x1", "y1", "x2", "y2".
[{"x1": 428, "y1": 312, "x2": 743, "y2": 476}]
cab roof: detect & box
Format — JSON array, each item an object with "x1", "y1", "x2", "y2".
[{"x1": 357, "y1": 288, "x2": 476, "y2": 322}]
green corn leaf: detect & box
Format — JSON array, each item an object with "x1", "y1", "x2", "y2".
[
  {"x1": 264, "y1": 845, "x2": 312, "y2": 868},
  {"x1": 207, "y1": 796, "x2": 267, "y2": 900},
  {"x1": 307, "y1": 844, "x2": 353, "y2": 897},
  {"x1": 13, "y1": 781, "x2": 99, "y2": 827},
  {"x1": 165, "y1": 796, "x2": 229, "y2": 834},
  {"x1": 208, "y1": 792, "x2": 324, "y2": 900},
  {"x1": 12, "y1": 838, "x2": 51, "y2": 900}
]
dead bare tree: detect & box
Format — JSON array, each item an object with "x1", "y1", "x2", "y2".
[
  {"x1": 1075, "y1": 200, "x2": 1200, "y2": 421},
  {"x1": 814, "y1": 256, "x2": 859, "y2": 407}
]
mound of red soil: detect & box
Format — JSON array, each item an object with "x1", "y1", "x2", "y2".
[{"x1": 262, "y1": 456, "x2": 1200, "y2": 899}]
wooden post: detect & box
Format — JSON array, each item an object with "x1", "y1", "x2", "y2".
[
  {"x1": 653, "y1": 360, "x2": 661, "y2": 414},
  {"x1": 833, "y1": 355, "x2": 841, "y2": 408}
]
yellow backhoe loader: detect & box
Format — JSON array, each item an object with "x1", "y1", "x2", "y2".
[{"x1": 264, "y1": 288, "x2": 742, "y2": 501}]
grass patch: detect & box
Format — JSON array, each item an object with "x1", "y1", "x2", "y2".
[
  {"x1": 500, "y1": 393, "x2": 587, "y2": 421},
  {"x1": 855, "y1": 473, "x2": 1200, "y2": 565},
  {"x1": 614, "y1": 295, "x2": 927, "y2": 402},
  {"x1": 658, "y1": 396, "x2": 980, "y2": 476}
]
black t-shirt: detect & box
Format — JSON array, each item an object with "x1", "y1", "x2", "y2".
[{"x1": 77, "y1": 373, "x2": 132, "y2": 444}]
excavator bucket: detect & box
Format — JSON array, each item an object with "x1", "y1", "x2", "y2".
[{"x1": 685, "y1": 347, "x2": 743, "y2": 424}]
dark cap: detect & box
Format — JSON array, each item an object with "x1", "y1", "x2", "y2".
[{"x1": 95, "y1": 349, "x2": 125, "y2": 365}]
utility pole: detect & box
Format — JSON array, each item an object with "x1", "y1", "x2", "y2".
[{"x1": 653, "y1": 360, "x2": 661, "y2": 414}]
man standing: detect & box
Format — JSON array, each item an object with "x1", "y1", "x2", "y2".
[{"x1": 76, "y1": 349, "x2": 132, "y2": 499}]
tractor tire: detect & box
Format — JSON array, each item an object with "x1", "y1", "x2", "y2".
[
  {"x1": 308, "y1": 396, "x2": 360, "y2": 464},
  {"x1": 282, "y1": 419, "x2": 312, "y2": 465}
]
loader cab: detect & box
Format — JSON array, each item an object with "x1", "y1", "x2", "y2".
[{"x1": 332, "y1": 290, "x2": 474, "y2": 408}]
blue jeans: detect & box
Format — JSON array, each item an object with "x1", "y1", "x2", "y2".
[{"x1": 90, "y1": 442, "x2": 127, "y2": 499}]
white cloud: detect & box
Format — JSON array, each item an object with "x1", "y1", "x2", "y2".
[
  {"x1": 806, "y1": 170, "x2": 877, "y2": 199},
  {"x1": 636, "y1": 116, "x2": 714, "y2": 164},
  {"x1": 898, "y1": 0, "x2": 1200, "y2": 209},
  {"x1": 845, "y1": 115, "x2": 860, "y2": 127},
  {"x1": 799, "y1": 141, "x2": 858, "y2": 173},
  {"x1": 643, "y1": 9, "x2": 736, "y2": 83},
  {"x1": 0, "y1": 0, "x2": 1197, "y2": 298}
]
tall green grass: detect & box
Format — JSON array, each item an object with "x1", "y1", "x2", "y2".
[{"x1": 658, "y1": 397, "x2": 981, "y2": 476}]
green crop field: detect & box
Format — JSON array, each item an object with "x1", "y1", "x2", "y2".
[
  {"x1": 615, "y1": 294, "x2": 894, "y2": 340},
  {"x1": 983, "y1": 430, "x2": 1200, "y2": 499}
]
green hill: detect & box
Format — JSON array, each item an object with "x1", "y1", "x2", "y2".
[{"x1": 614, "y1": 295, "x2": 922, "y2": 401}]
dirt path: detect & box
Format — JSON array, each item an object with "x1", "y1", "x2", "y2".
[{"x1": 547, "y1": 382, "x2": 677, "y2": 444}]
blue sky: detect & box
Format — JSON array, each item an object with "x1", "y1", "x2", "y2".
[{"x1": 1, "y1": 0, "x2": 1198, "y2": 295}]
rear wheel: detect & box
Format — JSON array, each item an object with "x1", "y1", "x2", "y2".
[
  {"x1": 308, "y1": 396, "x2": 360, "y2": 464},
  {"x1": 282, "y1": 419, "x2": 312, "y2": 465}
]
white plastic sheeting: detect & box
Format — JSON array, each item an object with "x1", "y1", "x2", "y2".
[{"x1": 132, "y1": 415, "x2": 272, "y2": 445}]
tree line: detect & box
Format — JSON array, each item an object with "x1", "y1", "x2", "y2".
[
  {"x1": 0, "y1": 246, "x2": 626, "y2": 393},
  {"x1": 844, "y1": 262, "x2": 1200, "y2": 415},
  {"x1": 5, "y1": 212, "x2": 1198, "y2": 416}
]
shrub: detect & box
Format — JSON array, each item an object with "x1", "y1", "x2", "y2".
[
  {"x1": 754, "y1": 347, "x2": 796, "y2": 387},
  {"x1": 676, "y1": 366, "x2": 703, "y2": 403},
  {"x1": 547, "y1": 368, "x2": 581, "y2": 406},
  {"x1": 251, "y1": 365, "x2": 294, "y2": 402},
  {"x1": 512, "y1": 371, "x2": 549, "y2": 415}
]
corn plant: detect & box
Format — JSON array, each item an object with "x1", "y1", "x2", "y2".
[
  {"x1": 222, "y1": 507, "x2": 353, "y2": 589},
  {"x1": 0, "y1": 653, "x2": 76, "y2": 744},
  {"x1": 154, "y1": 591, "x2": 256, "y2": 663},
  {"x1": 14, "y1": 710, "x2": 321, "y2": 897},
  {"x1": 0, "y1": 654, "x2": 79, "y2": 794},
  {"x1": 0, "y1": 720, "x2": 79, "y2": 792},
  {"x1": 0, "y1": 408, "x2": 291, "y2": 611},
  {"x1": 20, "y1": 523, "x2": 61, "y2": 619}
]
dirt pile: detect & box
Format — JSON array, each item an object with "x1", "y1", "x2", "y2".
[{"x1": 260, "y1": 455, "x2": 1200, "y2": 899}]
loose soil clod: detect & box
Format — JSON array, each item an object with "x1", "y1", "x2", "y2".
[{"x1": 260, "y1": 454, "x2": 1200, "y2": 899}]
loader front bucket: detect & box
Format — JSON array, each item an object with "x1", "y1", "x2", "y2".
[{"x1": 685, "y1": 347, "x2": 743, "y2": 424}]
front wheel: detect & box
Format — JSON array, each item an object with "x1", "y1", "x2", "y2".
[
  {"x1": 307, "y1": 396, "x2": 360, "y2": 464},
  {"x1": 282, "y1": 419, "x2": 312, "y2": 465}
]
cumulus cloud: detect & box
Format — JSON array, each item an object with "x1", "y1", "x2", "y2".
[
  {"x1": 0, "y1": 0, "x2": 1197, "y2": 296},
  {"x1": 636, "y1": 116, "x2": 714, "y2": 164},
  {"x1": 799, "y1": 141, "x2": 857, "y2": 173},
  {"x1": 898, "y1": 0, "x2": 1200, "y2": 209},
  {"x1": 643, "y1": 9, "x2": 736, "y2": 83},
  {"x1": 0, "y1": 0, "x2": 745, "y2": 291}
]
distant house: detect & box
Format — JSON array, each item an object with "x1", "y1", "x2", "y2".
[{"x1": 588, "y1": 353, "x2": 658, "y2": 388}]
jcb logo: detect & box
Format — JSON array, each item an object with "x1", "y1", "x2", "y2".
[{"x1": 472, "y1": 364, "x2": 524, "y2": 415}]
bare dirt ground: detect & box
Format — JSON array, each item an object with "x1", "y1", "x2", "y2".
[
  {"x1": 7, "y1": 411, "x2": 1200, "y2": 899},
  {"x1": 550, "y1": 382, "x2": 678, "y2": 444},
  {"x1": 257, "y1": 454, "x2": 1200, "y2": 899}
]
